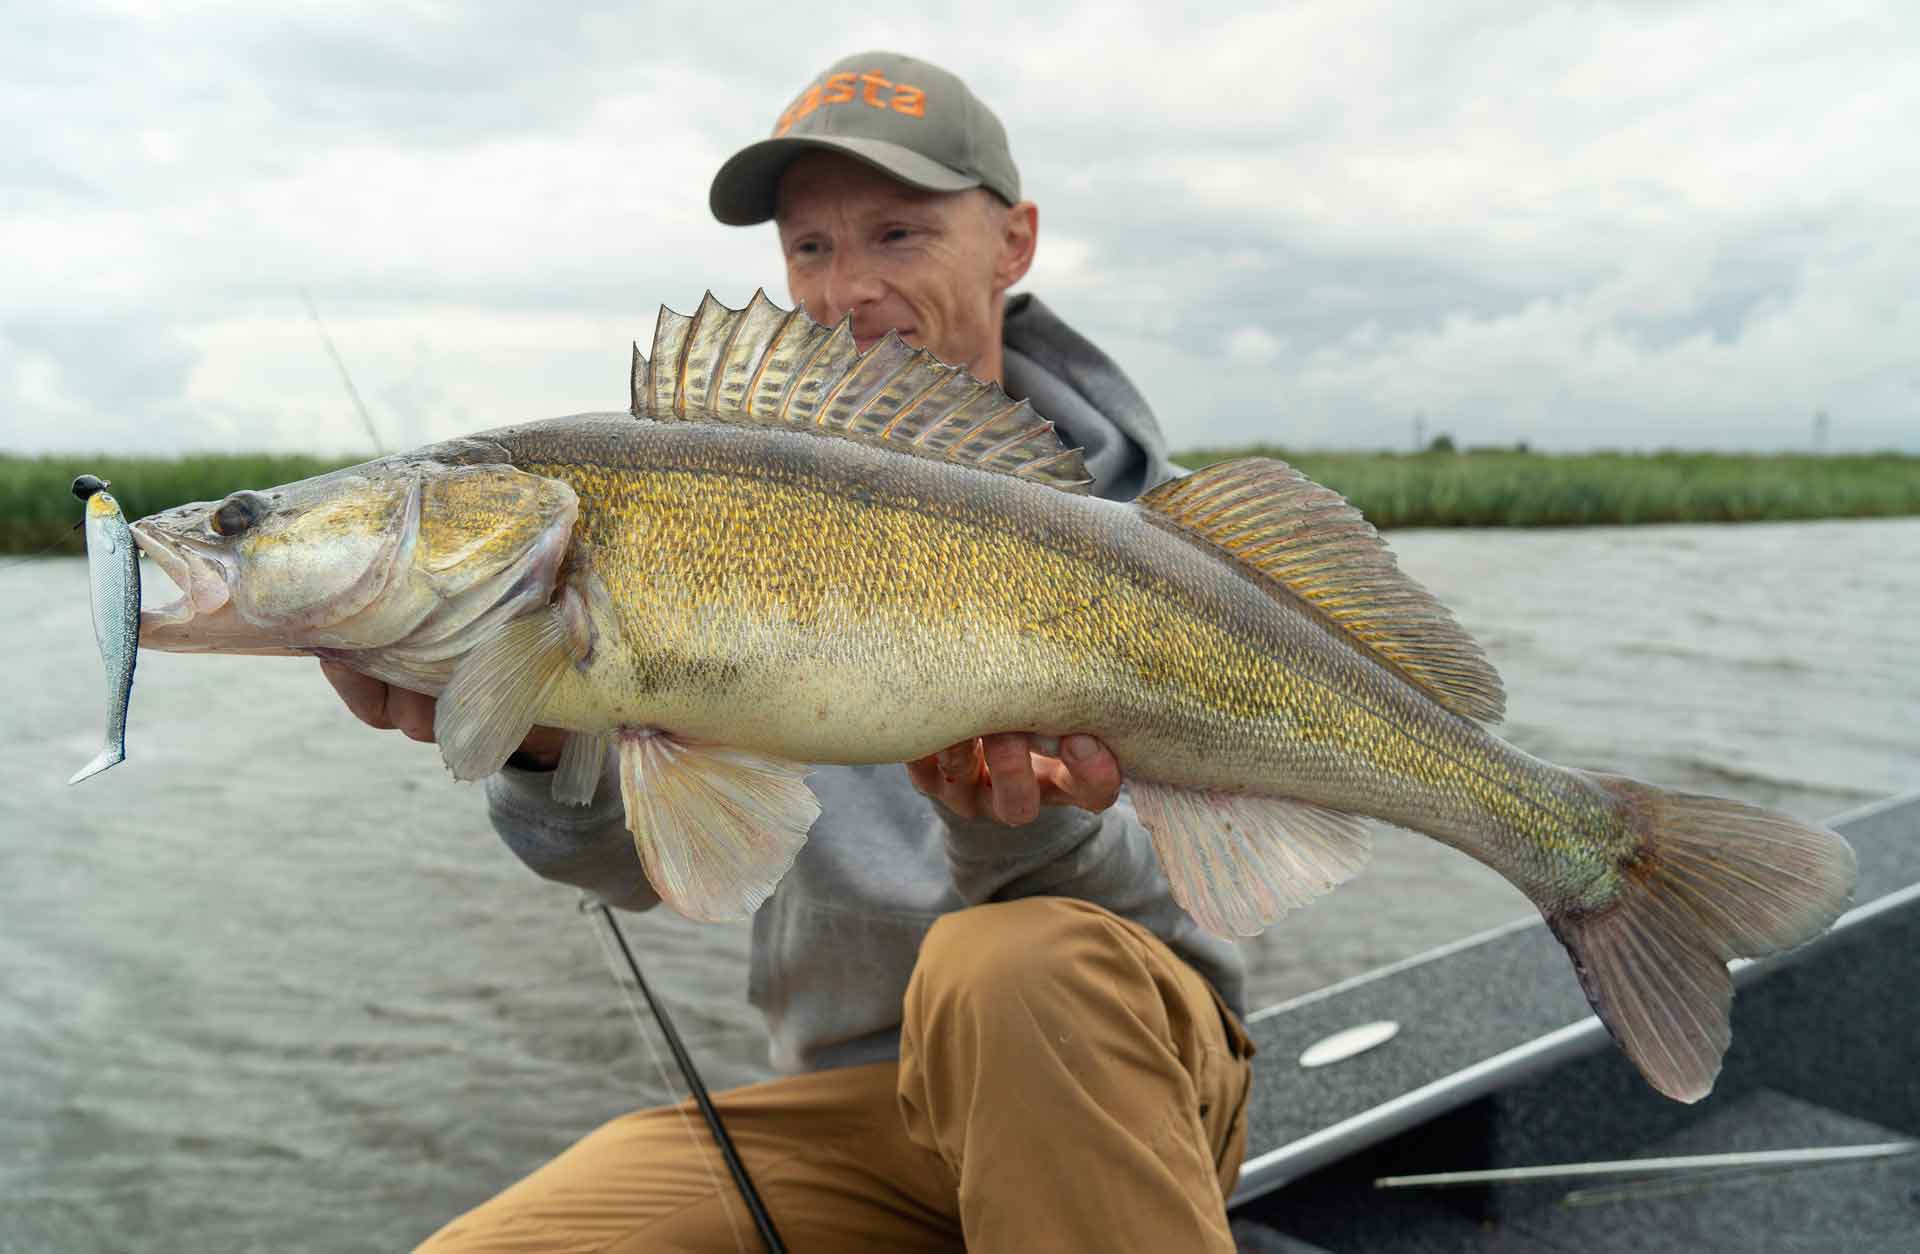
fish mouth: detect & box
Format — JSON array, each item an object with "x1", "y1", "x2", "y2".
[
  {"x1": 131, "y1": 522, "x2": 229, "y2": 624},
  {"x1": 129, "y1": 520, "x2": 274, "y2": 653}
]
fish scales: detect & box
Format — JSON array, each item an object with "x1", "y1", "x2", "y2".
[
  {"x1": 499, "y1": 414, "x2": 1622, "y2": 909},
  {"x1": 125, "y1": 292, "x2": 1854, "y2": 1104}
]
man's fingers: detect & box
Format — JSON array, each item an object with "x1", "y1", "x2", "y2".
[
  {"x1": 319, "y1": 660, "x2": 437, "y2": 742},
  {"x1": 981, "y1": 733, "x2": 1039, "y2": 826},
  {"x1": 936, "y1": 740, "x2": 982, "y2": 783},
  {"x1": 1056, "y1": 734, "x2": 1122, "y2": 812},
  {"x1": 321, "y1": 660, "x2": 395, "y2": 730},
  {"x1": 911, "y1": 733, "x2": 1122, "y2": 824},
  {"x1": 387, "y1": 686, "x2": 438, "y2": 743},
  {"x1": 908, "y1": 752, "x2": 981, "y2": 819},
  {"x1": 906, "y1": 754, "x2": 945, "y2": 797},
  {"x1": 514, "y1": 725, "x2": 572, "y2": 769}
]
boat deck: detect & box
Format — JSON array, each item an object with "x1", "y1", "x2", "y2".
[{"x1": 1230, "y1": 791, "x2": 1920, "y2": 1251}]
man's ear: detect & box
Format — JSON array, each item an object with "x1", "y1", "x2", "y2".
[{"x1": 994, "y1": 200, "x2": 1039, "y2": 291}]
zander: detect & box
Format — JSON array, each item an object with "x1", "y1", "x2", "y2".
[{"x1": 130, "y1": 292, "x2": 1855, "y2": 1104}]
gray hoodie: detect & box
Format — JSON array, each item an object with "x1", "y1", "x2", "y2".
[{"x1": 486, "y1": 294, "x2": 1245, "y2": 1073}]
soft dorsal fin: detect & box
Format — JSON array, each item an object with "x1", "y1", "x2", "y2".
[
  {"x1": 1138, "y1": 459, "x2": 1506, "y2": 723},
  {"x1": 629, "y1": 290, "x2": 1093, "y2": 494}
]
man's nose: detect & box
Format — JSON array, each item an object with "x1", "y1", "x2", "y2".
[{"x1": 821, "y1": 250, "x2": 885, "y2": 319}]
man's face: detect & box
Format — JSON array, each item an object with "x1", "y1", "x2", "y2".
[{"x1": 774, "y1": 151, "x2": 1033, "y2": 379}]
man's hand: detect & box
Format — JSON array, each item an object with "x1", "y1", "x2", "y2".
[
  {"x1": 319, "y1": 661, "x2": 569, "y2": 767},
  {"x1": 906, "y1": 733, "x2": 1123, "y2": 826}
]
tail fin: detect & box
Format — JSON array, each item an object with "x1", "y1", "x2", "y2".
[{"x1": 1549, "y1": 773, "x2": 1856, "y2": 1103}]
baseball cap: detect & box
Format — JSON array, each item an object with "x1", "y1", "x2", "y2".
[{"x1": 709, "y1": 51, "x2": 1021, "y2": 226}]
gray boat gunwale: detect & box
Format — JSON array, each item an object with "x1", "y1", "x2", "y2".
[{"x1": 1230, "y1": 787, "x2": 1920, "y2": 1207}]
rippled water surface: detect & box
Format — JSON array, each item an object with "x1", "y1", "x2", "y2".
[{"x1": 2, "y1": 519, "x2": 1915, "y2": 1251}]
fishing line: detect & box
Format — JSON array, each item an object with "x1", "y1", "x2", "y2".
[
  {"x1": 0, "y1": 526, "x2": 84, "y2": 573},
  {"x1": 299, "y1": 286, "x2": 387, "y2": 454},
  {"x1": 580, "y1": 897, "x2": 784, "y2": 1254}
]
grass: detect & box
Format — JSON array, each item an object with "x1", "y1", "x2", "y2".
[
  {"x1": 0, "y1": 453, "x2": 365, "y2": 556},
  {"x1": 1171, "y1": 448, "x2": 1920, "y2": 529},
  {"x1": 2, "y1": 447, "x2": 1916, "y2": 553}
]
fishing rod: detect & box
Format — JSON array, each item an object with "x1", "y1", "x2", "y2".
[
  {"x1": 299, "y1": 286, "x2": 387, "y2": 454},
  {"x1": 581, "y1": 897, "x2": 787, "y2": 1254}
]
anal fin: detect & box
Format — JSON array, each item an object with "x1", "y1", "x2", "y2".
[
  {"x1": 616, "y1": 732, "x2": 819, "y2": 923},
  {"x1": 1130, "y1": 782, "x2": 1372, "y2": 938}
]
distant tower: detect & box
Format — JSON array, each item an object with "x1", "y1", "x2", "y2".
[
  {"x1": 1414, "y1": 411, "x2": 1426, "y2": 453},
  {"x1": 1814, "y1": 410, "x2": 1829, "y2": 453}
]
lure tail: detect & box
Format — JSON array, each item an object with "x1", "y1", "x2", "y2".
[
  {"x1": 1547, "y1": 772, "x2": 1856, "y2": 1102},
  {"x1": 68, "y1": 746, "x2": 125, "y2": 786}
]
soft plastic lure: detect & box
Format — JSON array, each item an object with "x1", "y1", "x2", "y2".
[{"x1": 70, "y1": 474, "x2": 139, "y2": 784}]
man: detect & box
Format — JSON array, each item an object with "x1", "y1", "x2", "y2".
[{"x1": 329, "y1": 51, "x2": 1254, "y2": 1253}]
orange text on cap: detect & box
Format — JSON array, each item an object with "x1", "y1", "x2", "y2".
[{"x1": 774, "y1": 71, "x2": 926, "y2": 136}]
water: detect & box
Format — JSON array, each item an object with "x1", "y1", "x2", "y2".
[{"x1": 2, "y1": 519, "x2": 1915, "y2": 1252}]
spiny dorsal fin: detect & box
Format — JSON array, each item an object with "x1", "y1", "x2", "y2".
[
  {"x1": 1138, "y1": 459, "x2": 1506, "y2": 723},
  {"x1": 628, "y1": 290, "x2": 1093, "y2": 494}
]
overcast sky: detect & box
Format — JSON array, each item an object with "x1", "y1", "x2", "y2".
[{"x1": 5, "y1": 1, "x2": 1916, "y2": 457}]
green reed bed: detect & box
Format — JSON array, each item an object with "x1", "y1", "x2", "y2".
[
  {"x1": 3, "y1": 448, "x2": 1917, "y2": 553},
  {"x1": 1172, "y1": 449, "x2": 1920, "y2": 529},
  {"x1": 0, "y1": 453, "x2": 364, "y2": 555}
]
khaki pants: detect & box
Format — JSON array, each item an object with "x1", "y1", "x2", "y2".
[{"x1": 418, "y1": 897, "x2": 1255, "y2": 1252}]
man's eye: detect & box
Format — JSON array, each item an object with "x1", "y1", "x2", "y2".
[{"x1": 881, "y1": 227, "x2": 912, "y2": 244}]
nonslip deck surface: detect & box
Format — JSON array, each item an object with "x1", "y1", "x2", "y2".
[{"x1": 1230, "y1": 790, "x2": 1920, "y2": 1250}]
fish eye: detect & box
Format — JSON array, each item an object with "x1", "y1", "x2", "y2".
[{"x1": 212, "y1": 491, "x2": 269, "y2": 537}]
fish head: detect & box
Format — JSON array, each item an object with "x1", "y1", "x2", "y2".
[{"x1": 131, "y1": 449, "x2": 578, "y2": 663}]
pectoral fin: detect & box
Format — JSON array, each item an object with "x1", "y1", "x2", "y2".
[
  {"x1": 435, "y1": 605, "x2": 575, "y2": 781},
  {"x1": 1130, "y1": 782, "x2": 1373, "y2": 938},
  {"x1": 553, "y1": 731, "x2": 610, "y2": 806},
  {"x1": 615, "y1": 732, "x2": 819, "y2": 923}
]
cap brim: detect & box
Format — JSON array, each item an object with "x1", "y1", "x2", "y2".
[{"x1": 709, "y1": 135, "x2": 981, "y2": 226}]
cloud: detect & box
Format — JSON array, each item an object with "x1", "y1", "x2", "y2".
[
  {"x1": 1226, "y1": 326, "x2": 1284, "y2": 366},
  {"x1": 3, "y1": 1, "x2": 1916, "y2": 456}
]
